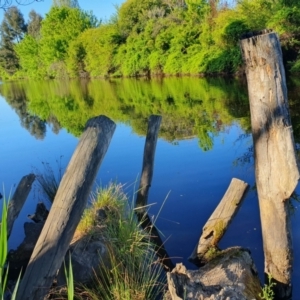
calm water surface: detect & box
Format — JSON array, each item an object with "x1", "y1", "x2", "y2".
[{"x1": 1, "y1": 77, "x2": 300, "y2": 293}]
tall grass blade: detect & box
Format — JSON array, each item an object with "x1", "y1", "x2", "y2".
[
  {"x1": 0, "y1": 197, "x2": 8, "y2": 300},
  {"x1": 64, "y1": 253, "x2": 74, "y2": 300},
  {"x1": 153, "y1": 190, "x2": 170, "y2": 226},
  {"x1": 0, "y1": 195, "x2": 21, "y2": 300},
  {"x1": 0, "y1": 199, "x2": 7, "y2": 268},
  {"x1": 34, "y1": 159, "x2": 63, "y2": 203},
  {"x1": 10, "y1": 270, "x2": 22, "y2": 300}
]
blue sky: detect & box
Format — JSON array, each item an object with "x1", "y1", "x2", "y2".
[{"x1": 1, "y1": 0, "x2": 126, "y2": 22}]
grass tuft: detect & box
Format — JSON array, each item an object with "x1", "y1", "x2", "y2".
[
  {"x1": 33, "y1": 157, "x2": 63, "y2": 203},
  {"x1": 76, "y1": 183, "x2": 166, "y2": 300},
  {"x1": 76, "y1": 183, "x2": 126, "y2": 236}
]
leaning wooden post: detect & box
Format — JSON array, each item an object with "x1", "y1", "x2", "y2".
[
  {"x1": 189, "y1": 178, "x2": 248, "y2": 264},
  {"x1": 17, "y1": 116, "x2": 116, "y2": 300},
  {"x1": 7, "y1": 173, "x2": 36, "y2": 238},
  {"x1": 240, "y1": 31, "x2": 300, "y2": 299},
  {"x1": 135, "y1": 115, "x2": 162, "y2": 211},
  {"x1": 135, "y1": 115, "x2": 174, "y2": 270}
]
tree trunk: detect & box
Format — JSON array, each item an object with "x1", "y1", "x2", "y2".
[
  {"x1": 7, "y1": 173, "x2": 36, "y2": 238},
  {"x1": 16, "y1": 116, "x2": 116, "y2": 300},
  {"x1": 189, "y1": 178, "x2": 248, "y2": 264},
  {"x1": 240, "y1": 31, "x2": 300, "y2": 299}
]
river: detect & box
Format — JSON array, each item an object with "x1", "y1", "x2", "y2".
[{"x1": 1, "y1": 76, "x2": 300, "y2": 295}]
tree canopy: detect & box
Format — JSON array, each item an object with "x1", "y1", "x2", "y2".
[
  {"x1": 52, "y1": 0, "x2": 80, "y2": 8},
  {"x1": 2, "y1": 0, "x2": 300, "y2": 79},
  {"x1": 27, "y1": 9, "x2": 42, "y2": 38},
  {"x1": 0, "y1": 6, "x2": 26, "y2": 75}
]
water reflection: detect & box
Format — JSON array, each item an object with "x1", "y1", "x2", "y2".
[
  {"x1": 0, "y1": 77, "x2": 250, "y2": 151},
  {"x1": 2, "y1": 77, "x2": 300, "y2": 190},
  {"x1": 1, "y1": 84, "x2": 47, "y2": 139},
  {"x1": 2, "y1": 76, "x2": 300, "y2": 295}
]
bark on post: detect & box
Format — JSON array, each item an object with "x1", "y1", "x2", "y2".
[
  {"x1": 240, "y1": 31, "x2": 300, "y2": 299},
  {"x1": 17, "y1": 116, "x2": 116, "y2": 300},
  {"x1": 189, "y1": 178, "x2": 248, "y2": 264},
  {"x1": 7, "y1": 173, "x2": 36, "y2": 238},
  {"x1": 135, "y1": 115, "x2": 162, "y2": 211}
]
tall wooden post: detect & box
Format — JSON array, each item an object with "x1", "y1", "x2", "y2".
[
  {"x1": 135, "y1": 115, "x2": 162, "y2": 211},
  {"x1": 135, "y1": 115, "x2": 174, "y2": 270},
  {"x1": 240, "y1": 31, "x2": 300, "y2": 299},
  {"x1": 17, "y1": 116, "x2": 116, "y2": 300}
]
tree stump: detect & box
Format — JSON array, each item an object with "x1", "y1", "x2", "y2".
[{"x1": 167, "y1": 247, "x2": 262, "y2": 300}]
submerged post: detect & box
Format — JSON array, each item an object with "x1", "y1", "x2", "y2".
[
  {"x1": 17, "y1": 116, "x2": 116, "y2": 300},
  {"x1": 240, "y1": 31, "x2": 300, "y2": 299},
  {"x1": 7, "y1": 173, "x2": 36, "y2": 238},
  {"x1": 135, "y1": 115, "x2": 162, "y2": 211},
  {"x1": 135, "y1": 115, "x2": 174, "y2": 270}
]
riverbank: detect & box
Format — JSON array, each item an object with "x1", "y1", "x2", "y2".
[{"x1": 2, "y1": 1, "x2": 300, "y2": 81}]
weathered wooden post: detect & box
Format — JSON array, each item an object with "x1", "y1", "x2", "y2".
[
  {"x1": 135, "y1": 115, "x2": 162, "y2": 211},
  {"x1": 7, "y1": 173, "x2": 36, "y2": 238},
  {"x1": 17, "y1": 116, "x2": 116, "y2": 300},
  {"x1": 240, "y1": 31, "x2": 300, "y2": 299},
  {"x1": 189, "y1": 178, "x2": 249, "y2": 264},
  {"x1": 135, "y1": 115, "x2": 174, "y2": 270}
]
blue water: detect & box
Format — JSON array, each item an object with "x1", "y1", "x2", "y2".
[{"x1": 1, "y1": 93, "x2": 300, "y2": 296}]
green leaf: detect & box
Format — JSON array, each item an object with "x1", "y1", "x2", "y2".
[{"x1": 0, "y1": 199, "x2": 7, "y2": 269}]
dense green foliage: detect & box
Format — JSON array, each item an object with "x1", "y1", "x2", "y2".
[
  {"x1": 1, "y1": 0, "x2": 300, "y2": 79},
  {"x1": 14, "y1": 6, "x2": 97, "y2": 78}
]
